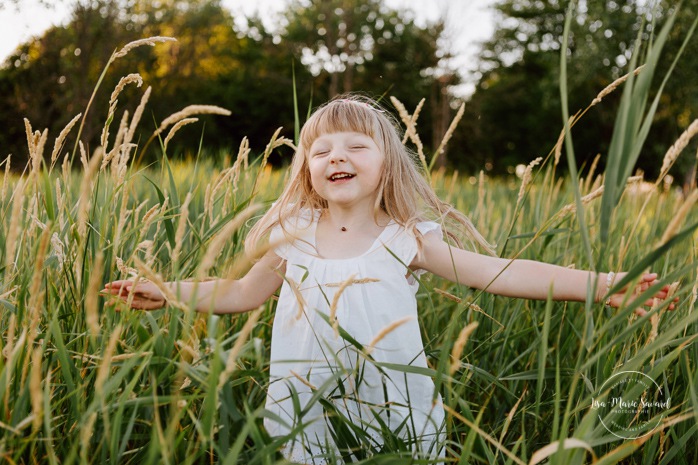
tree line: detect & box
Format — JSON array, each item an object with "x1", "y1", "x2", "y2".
[{"x1": 0, "y1": 0, "x2": 696, "y2": 183}]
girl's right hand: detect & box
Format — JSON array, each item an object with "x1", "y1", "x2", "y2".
[{"x1": 101, "y1": 280, "x2": 167, "y2": 310}]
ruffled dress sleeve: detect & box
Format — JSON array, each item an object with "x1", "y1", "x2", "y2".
[{"x1": 268, "y1": 209, "x2": 316, "y2": 261}]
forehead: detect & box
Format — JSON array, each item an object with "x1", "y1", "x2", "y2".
[
  {"x1": 310, "y1": 131, "x2": 374, "y2": 146},
  {"x1": 300, "y1": 101, "x2": 381, "y2": 149}
]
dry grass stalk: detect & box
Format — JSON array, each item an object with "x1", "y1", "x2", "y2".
[
  {"x1": 1, "y1": 155, "x2": 10, "y2": 203},
  {"x1": 231, "y1": 136, "x2": 250, "y2": 194},
  {"x1": 390, "y1": 96, "x2": 426, "y2": 169},
  {"x1": 660, "y1": 189, "x2": 698, "y2": 245},
  {"x1": 554, "y1": 116, "x2": 575, "y2": 168},
  {"x1": 583, "y1": 154, "x2": 602, "y2": 194},
  {"x1": 51, "y1": 232, "x2": 66, "y2": 269},
  {"x1": 217, "y1": 308, "x2": 264, "y2": 390},
  {"x1": 153, "y1": 105, "x2": 231, "y2": 140},
  {"x1": 103, "y1": 110, "x2": 129, "y2": 171},
  {"x1": 591, "y1": 65, "x2": 645, "y2": 106},
  {"x1": 77, "y1": 150, "x2": 103, "y2": 237},
  {"x1": 23, "y1": 119, "x2": 48, "y2": 178},
  {"x1": 434, "y1": 288, "x2": 462, "y2": 303},
  {"x1": 290, "y1": 370, "x2": 317, "y2": 390},
  {"x1": 25, "y1": 125, "x2": 48, "y2": 181},
  {"x1": 113, "y1": 36, "x2": 176, "y2": 58},
  {"x1": 171, "y1": 192, "x2": 193, "y2": 264},
  {"x1": 141, "y1": 202, "x2": 161, "y2": 228},
  {"x1": 108, "y1": 74, "x2": 143, "y2": 114},
  {"x1": 258, "y1": 128, "x2": 293, "y2": 175},
  {"x1": 95, "y1": 325, "x2": 122, "y2": 396},
  {"x1": 366, "y1": 316, "x2": 415, "y2": 354},
  {"x1": 50, "y1": 113, "x2": 81, "y2": 170},
  {"x1": 3, "y1": 326, "x2": 24, "y2": 414},
  {"x1": 22, "y1": 227, "x2": 51, "y2": 386},
  {"x1": 433, "y1": 102, "x2": 465, "y2": 165},
  {"x1": 126, "y1": 85, "x2": 152, "y2": 146},
  {"x1": 85, "y1": 252, "x2": 104, "y2": 338},
  {"x1": 325, "y1": 277, "x2": 379, "y2": 287},
  {"x1": 79, "y1": 140, "x2": 89, "y2": 170},
  {"x1": 112, "y1": 180, "x2": 133, "y2": 251},
  {"x1": 80, "y1": 412, "x2": 98, "y2": 461},
  {"x1": 450, "y1": 322, "x2": 479, "y2": 375},
  {"x1": 657, "y1": 119, "x2": 698, "y2": 184},
  {"x1": 2, "y1": 313, "x2": 16, "y2": 360},
  {"x1": 516, "y1": 157, "x2": 543, "y2": 205},
  {"x1": 407, "y1": 98, "x2": 425, "y2": 142},
  {"x1": 285, "y1": 277, "x2": 308, "y2": 320},
  {"x1": 163, "y1": 117, "x2": 198, "y2": 150},
  {"x1": 477, "y1": 170, "x2": 486, "y2": 221},
  {"x1": 329, "y1": 274, "x2": 356, "y2": 337},
  {"x1": 29, "y1": 347, "x2": 43, "y2": 430},
  {"x1": 24, "y1": 118, "x2": 35, "y2": 155},
  {"x1": 557, "y1": 185, "x2": 605, "y2": 217},
  {"x1": 391, "y1": 96, "x2": 422, "y2": 144},
  {"x1": 27, "y1": 227, "x2": 51, "y2": 332},
  {"x1": 197, "y1": 203, "x2": 261, "y2": 276},
  {"x1": 4, "y1": 179, "x2": 25, "y2": 280},
  {"x1": 114, "y1": 143, "x2": 137, "y2": 186}
]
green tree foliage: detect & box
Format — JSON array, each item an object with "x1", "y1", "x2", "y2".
[
  {"x1": 283, "y1": 0, "x2": 453, "y2": 153},
  {"x1": 453, "y1": 0, "x2": 698, "y2": 183},
  {"x1": 0, "y1": 0, "x2": 452, "y2": 168}
]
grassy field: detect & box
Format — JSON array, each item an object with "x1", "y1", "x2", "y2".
[{"x1": 1, "y1": 28, "x2": 697, "y2": 465}]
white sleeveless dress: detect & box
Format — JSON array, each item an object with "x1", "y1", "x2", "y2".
[{"x1": 264, "y1": 209, "x2": 445, "y2": 464}]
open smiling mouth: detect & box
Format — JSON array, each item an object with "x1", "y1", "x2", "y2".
[{"x1": 329, "y1": 173, "x2": 356, "y2": 182}]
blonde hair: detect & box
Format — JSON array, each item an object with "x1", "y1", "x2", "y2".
[{"x1": 246, "y1": 94, "x2": 495, "y2": 257}]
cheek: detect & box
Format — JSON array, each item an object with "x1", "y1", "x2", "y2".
[{"x1": 307, "y1": 162, "x2": 323, "y2": 187}]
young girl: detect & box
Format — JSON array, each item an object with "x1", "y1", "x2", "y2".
[{"x1": 103, "y1": 96, "x2": 672, "y2": 464}]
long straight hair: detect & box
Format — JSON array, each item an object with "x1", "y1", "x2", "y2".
[{"x1": 246, "y1": 94, "x2": 495, "y2": 257}]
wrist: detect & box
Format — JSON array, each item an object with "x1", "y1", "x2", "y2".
[{"x1": 598, "y1": 271, "x2": 615, "y2": 305}]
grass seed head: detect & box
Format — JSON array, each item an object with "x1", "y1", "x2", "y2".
[
  {"x1": 154, "y1": 105, "x2": 231, "y2": 140},
  {"x1": 126, "y1": 85, "x2": 152, "y2": 146},
  {"x1": 366, "y1": 316, "x2": 415, "y2": 355},
  {"x1": 660, "y1": 189, "x2": 698, "y2": 245},
  {"x1": 516, "y1": 157, "x2": 543, "y2": 205},
  {"x1": 113, "y1": 36, "x2": 176, "y2": 58},
  {"x1": 163, "y1": 117, "x2": 199, "y2": 151},
  {"x1": 108, "y1": 74, "x2": 143, "y2": 114},
  {"x1": 29, "y1": 347, "x2": 43, "y2": 430},
  {"x1": 591, "y1": 65, "x2": 644, "y2": 106},
  {"x1": 450, "y1": 322, "x2": 479, "y2": 375},
  {"x1": 658, "y1": 119, "x2": 698, "y2": 184},
  {"x1": 50, "y1": 113, "x2": 81, "y2": 170}
]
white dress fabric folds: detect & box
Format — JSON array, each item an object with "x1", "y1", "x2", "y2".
[{"x1": 263, "y1": 209, "x2": 445, "y2": 464}]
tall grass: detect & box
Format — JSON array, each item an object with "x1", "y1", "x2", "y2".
[{"x1": 0, "y1": 22, "x2": 697, "y2": 464}]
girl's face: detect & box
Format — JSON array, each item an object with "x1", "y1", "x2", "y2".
[{"x1": 307, "y1": 131, "x2": 384, "y2": 209}]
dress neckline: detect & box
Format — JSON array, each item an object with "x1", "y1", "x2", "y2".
[{"x1": 311, "y1": 211, "x2": 397, "y2": 261}]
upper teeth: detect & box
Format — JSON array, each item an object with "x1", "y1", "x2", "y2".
[{"x1": 331, "y1": 173, "x2": 353, "y2": 180}]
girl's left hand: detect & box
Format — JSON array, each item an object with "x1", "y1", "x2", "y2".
[{"x1": 604, "y1": 272, "x2": 678, "y2": 316}]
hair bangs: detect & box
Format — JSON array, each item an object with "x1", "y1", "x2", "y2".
[{"x1": 299, "y1": 100, "x2": 382, "y2": 153}]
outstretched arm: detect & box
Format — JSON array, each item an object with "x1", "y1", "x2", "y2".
[
  {"x1": 412, "y1": 231, "x2": 672, "y2": 308},
  {"x1": 102, "y1": 252, "x2": 286, "y2": 314}
]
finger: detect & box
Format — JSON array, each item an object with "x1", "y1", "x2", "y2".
[
  {"x1": 641, "y1": 273, "x2": 658, "y2": 282},
  {"x1": 634, "y1": 308, "x2": 647, "y2": 317}
]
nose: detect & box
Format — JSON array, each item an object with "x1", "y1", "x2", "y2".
[{"x1": 328, "y1": 148, "x2": 346, "y2": 164}]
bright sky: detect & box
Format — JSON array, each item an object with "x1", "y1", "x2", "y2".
[{"x1": 0, "y1": 0, "x2": 496, "y2": 92}]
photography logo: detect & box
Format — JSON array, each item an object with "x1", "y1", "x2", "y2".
[{"x1": 591, "y1": 371, "x2": 670, "y2": 439}]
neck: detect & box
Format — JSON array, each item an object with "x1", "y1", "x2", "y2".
[{"x1": 323, "y1": 203, "x2": 388, "y2": 231}]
